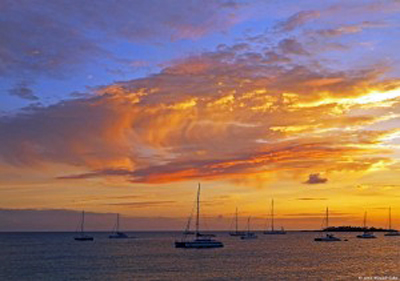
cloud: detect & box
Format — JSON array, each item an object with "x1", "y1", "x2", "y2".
[
  {"x1": 278, "y1": 38, "x2": 308, "y2": 55},
  {"x1": 0, "y1": 0, "x2": 243, "y2": 81},
  {"x1": 304, "y1": 173, "x2": 328, "y2": 184},
  {"x1": 8, "y1": 82, "x2": 38, "y2": 101},
  {"x1": 0, "y1": 14, "x2": 399, "y2": 185},
  {"x1": 275, "y1": 10, "x2": 320, "y2": 32}
]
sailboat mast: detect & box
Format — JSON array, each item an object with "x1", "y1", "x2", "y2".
[
  {"x1": 117, "y1": 213, "x2": 120, "y2": 232},
  {"x1": 326, "y1": 207, "x2": 329, "y2": 228},
  {"x1": 235, "y1": 207, "x2": 238, "y2": 233},
  {"x1": 389, "y1": 207, "x2": 392, "y2": 230},
  {"x1": 271, "y1": 199, "x2": 274, "y2": 231},
  {"x1": 196, "y1": 183, "x2": 200, "y2": 237},
  {"x1": 248, "y1": 217, "x2": 250, "y2": 233},
  {"x1": 81, "y1": 211, "x2": 85, "y2": 234},
  {"x1": 363, "y1": 212, "x2": 367, "y2": 229}
]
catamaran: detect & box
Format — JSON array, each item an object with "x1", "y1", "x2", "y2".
[
  {"x1": 356, "y1": 212, "x2": 376, "y2": 239},
  {"x1": 109, "y1": 213, "x2": 129, "y2": 239},
  {"x1": 74, "y1": 211, "x2": 94, "y2": 241},
  {"x1": 314, "y1": 207, "x2": 341, "y2": 242},
  {"x1": 263, "y1": 199, "x2": 286, "y2": 235},
  {"x1": 240, "y1": 217, "x2": 258, "y2": 240},
  {"x1": 384, "y1": 207, "x2": 400, "y2": 237},
  {"x1": 175, "y1": 183, "x2": 224, "y2": 249},
  {"x1": 229, "y1": 207, "x2": 245, "y2": 236}
]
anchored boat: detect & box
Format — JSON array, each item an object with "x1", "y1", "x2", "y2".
[
  {"x1": 229, "y1": 207, "x2": 245, "y2": 237},
  {"x1": 314, "y1": 207, "x2": 341, "y2": 242},
  {"x1": 74, "y1": 211, "x2": 94, "y2": 241},
  {"x1": 240, "y1": 217, "x2": 258, "y2": 240},
  {"x1": 175, "y1": 183, "x2": 224, "y2": 249},
  {"x1": 263, "y1": 199, "x2": 286, "y2": 235},
  {"x1": 384, "y1": 207, "x2": 400, "y2": 237},
  {"x1": 109, "y1": 213, "x2": 129, "y2": 239},
  {"x1": 356, "y1": 212, "x2": 376, "y2": 239}
]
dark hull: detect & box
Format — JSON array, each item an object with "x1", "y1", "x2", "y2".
[
  {"x1": 175, "y1": 241, "x2": 224, "y2": 248},
  {"x1": 109, "y1": 232, "x2": 129, "y2": 239},
  {"x1": 229, "y1": 232, "x2": 245, "y2": 237},
  {"x1": 357, "y1": 235, "x2": 376, "y2": 239},
  {"x1": 74, "y1": 237, "x2": 94, "y2": 241},
  {"x1": 384, "y1": 232, "x2": 400, "y2": 236},
  {"x1": 315, "y1": 234, "x2": 341, "y2": 241},
  {"x1": 263, "y1": 231, "x2": 286, "y2": 235}
]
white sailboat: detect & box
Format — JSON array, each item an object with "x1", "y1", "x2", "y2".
[
  {"x1": 263, "y1": 199, "x2": 286, "y2": 235},
  {"x1": 384, "y1": 207, "x2": 400, "y2": 237},
  {"x1": 314, "y1": 207, "x2": 341, "y2": 242},
  {"x1": 356, "y1": 212, "x2": 376, "y2": 239},
  {"x1": 74, "y1": 211, "x2": 94, "y2": 241},
  {"x1": 109, "y1": 213, "x2": 129, "y2": 239},
  {"x1": 229, "y1": 207, "x2": 245, "y2": 237},
  {"x1": 240, "y1": 217, "x2": 258, "y2": 240},
  {"x1": 175, "y1": 183, "x2": 224, "y2": 249}
]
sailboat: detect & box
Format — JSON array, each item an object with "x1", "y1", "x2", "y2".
[
  {"x1": 384, "y1": 207, "x2": 400, "y2": 237},
  {"x1": 240, "y1": 217, "x2": 258, "y2": 240},
  {"x1": 109, "y1": 213, "x2": 129, "y2": 239},
  {"x1": 74, "y1": 211, "x2": 94, "y2": 241},
  {"x1": 229, "y1": 207, "x2": 245, "y2": 236},
  {"x1": 356, "y1": 212, "x2": 376, "y2": 239},
  {"x1": 263, "y1": 199, "x2": 286, "y2": 235},
  {"x1": 175, "y1": 183, "x2": 224, "y2": 249},
  {"x1": 314, "y1": 207, "x2": 341, "y2": 242}
]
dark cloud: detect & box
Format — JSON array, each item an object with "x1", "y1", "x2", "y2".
[
  {"x1": 275, "y1": 10, "x2": 320, "y2": 32},
  {"x1": 304, "y1": 173, "x2": 328, "y2": 184},
  {"x1": 278, "y1": 38, "x2": 308, "y2": 55},
  {"x1": 8, "y1": 82, "x2": 38, "y2": 101}
]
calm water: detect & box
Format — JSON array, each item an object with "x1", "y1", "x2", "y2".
[{"x1": 0, "y1": 232, "x2": 399, "y2": 280}]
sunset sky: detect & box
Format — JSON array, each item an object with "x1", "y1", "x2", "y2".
[{"x1": 1, "y1": 0, "x2": 400, "y2": 231}]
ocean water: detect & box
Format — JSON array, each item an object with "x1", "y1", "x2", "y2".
[{"x1": 0, "y1": 232, "x2": 399, "y2": 280}]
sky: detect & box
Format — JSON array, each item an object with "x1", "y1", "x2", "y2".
[{"x1": 1, "y1": 0, "x2": 400, "y2": 231}]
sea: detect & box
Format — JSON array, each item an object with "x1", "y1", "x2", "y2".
[{"x1": 0, "y1": 231, "x2": 399, "y2": 280}]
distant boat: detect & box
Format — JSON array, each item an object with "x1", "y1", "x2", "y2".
[
  {"x1": 74, "y1": 211, "x2": 94, "y2": 241},
  {"x1": 263, "y1": 199, "x2": 286, "y2": 235},
  {"x1": 240, "y1": 216, "x2": 258, "y2": 240},
  {"x1": 314, "y1": 207, "x2": 341, "y2": 242},
  {"x1": 109, "y1": 213, "x2": 129, "y2": 239},
  {"x1": 229, "y1": 207, "x2": 245, "y2": 237},
  {"x1": 384, "y1": 207, "x2": 400, "y2": 237},
  {"x1": 356, "y1": 212, "x2": 376, "y2": 239},
  {"x1": 175, "y1": 183, "x2": 224, "y2": 248}
]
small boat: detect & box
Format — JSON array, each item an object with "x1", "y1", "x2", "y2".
[
  {"x1": 74, "y1": 211, "x2": 94, "y2": 241},
  {"x1": 384, "y1": 207, "x2": 400, "y2": 237},
  {"x1": 229, "y1": 207, "x2": 245, "y2": 237},
  {"x1": 175, "y1": 184, "x2": 224, "y2": 249},
  {"x1": 263, "y1": 199, "x2": 286, "y2": 235},
  {"x1": 314, "y1": 207, "x2": 341, "y2": 242},
  {"x1": 240, "y1": 217, "x2": 258, "y2": 240},
  {"x1": 356, "y1": 212, "x2": 376, "y2": 239},
  {"x1": 109, "y1": 213, "x2": 129, "y2": 239}
]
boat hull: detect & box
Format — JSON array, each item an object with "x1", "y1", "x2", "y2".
[
  {"x1": 109, "y1": 232, "x2": 129, "y2": 239},
  {"x1": 263, "y1": 231, "x2": 286, "y2": 235},
  {"x1": 384, "y1": 232, "x2": 400, "y2": 236},
  {"x1": 175, "y1": 240, "x2": 224, "y2": 248},
  {"x1": 229, "y1": 232, "x2": 245, "y2": 237},
  {"x1": 356, "y1": 233, "x2": 376, "y2": 239},
  {"x1": 74, "y1": 236, "x2": 94, "y2": 241},
  {"x1": 314, "y1": 237, "x2": 341, "y2": 242}
]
